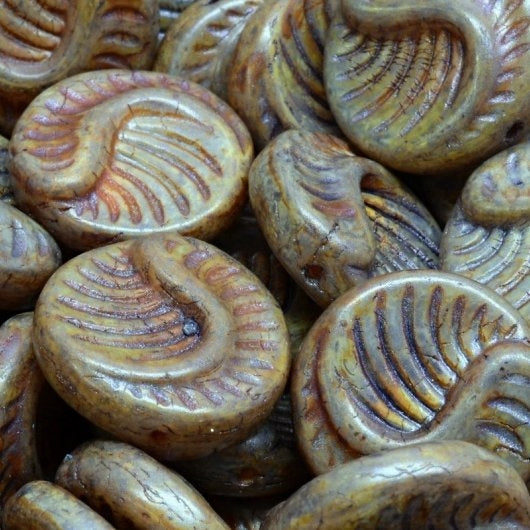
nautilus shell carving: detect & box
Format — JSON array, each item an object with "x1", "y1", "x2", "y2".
[
  {"x1": 0, "y1": 0, "x2": 159, "y2": 136},
  {"x1": 292, "y1": 271, "x2": 530, "y2": 476},
  {"x1": 10, "y1": 69, "x2": 253, "y2": 251},
  {"x1": 0, "y1": 203, "x2": 61, "y2": 311},
  {"x1": 442, "y1": 142, "x2": 529, "y2": 322},
  {"x1": 261, "y1": 442, "x2": 530, "y2": 529},
  {"x1": 155, "y1": 0, "x2": 264, "y2": 100},
  {"x1": 249, "y1": 130, "x2": 441, "y2": 307},
  {"x1": 3, "y1": 481, "x2": 114, "y2": 530},
  {"x1": 33, "y1": 233, "x2": 290, "y2": 460},
  {"x1": 0, "y1": 314, "x2": 43, "y2": 517},
  {"x1": 56, "y1": 441, "x2": 229, "y2": 529},
  {"x1": 159, "y1": 0, "x2": 199, "y2": 40},
  {"x1": 228, "y1": 0, "x2": 341, "y2": 149},
  {"x1": 325, "y1": 0, "x2": 530, "y2": 174}
]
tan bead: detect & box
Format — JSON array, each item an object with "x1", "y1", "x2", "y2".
[
  {"x1": 155, "y1": 0, "x2": 264, "y2": 100},
  {"x1": 33, "y1": 233, "x2": 290, "y2": 460},
  {"x1": 0, "y1": 0, "x2": 159, "y2": 136},
  {"x1": 249, "y1": 130, "x2": 441, "y2": 306},
  {"x1": 0, "y1": 203, "x2": 61, "y2": 311},
  {"x1": 261, "y1": 441, "x2": 530, "y2": 529},
  {"x1": 442, "y1": 142, "x2": 529, "y2": 322},
  {"x1": 56, "y1": 440, "x2": 229, "y2": 530},
  {"x1": 292, "y1": 271, "x2": 530, "y2": 476},
  {"x1": 325, "y1": 0, "x2": 530, "y2": 174},
  {"x1": 3, "y1": 481, "x2": 114, "y2": 530},
  {"x1": 227, "y1": 0, "x2": 341, "y2": 149},
  {"x1": 9, "y1": 70, "x2": 253, "y2": 251},
  {"x1": 0, "y1": 314, "x2": 43, "y2": 518}
]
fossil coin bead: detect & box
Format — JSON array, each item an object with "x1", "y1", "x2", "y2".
[
  {"x1": 325, "y1": 0, "x2": 530, "y2": 175},
  {"x1": 9, "y1": 69, "x2": 253, "y2": 251},
  {"x1": 2, "y1": 481, "x2": 115, "y2": 530},
  {"x1": 442, "y1": 142, "x2": 529, "y2": 322},
  {"x1": 33, "y1": 233, "x2": 290, "y2": 461},
  {"x1": 56, "y1": 440, "x2": 229, "y2": 530},
  {"x1": 0, "y1": 0, "x2": 159, "y2": 136},
  {"x1": 227, "y1": 0, "x2": 341, "y2": 150},
  {"x1": 261, "y1": 441, "x2": 530, "y2": 529},
  {"x1": 0, "y1": 203, "x2": 62, "y2": 311},
  {"x1": 292, "y1": 270, "x2": 530, "y2": 475},
  {"x1": 155, "y1": 0, "x2": 264, "y2": 100},
  {"x1": 0, "y1": 314, "x2": 44, "y2": 517},
  {"x1": 249, "y1": 130, "x2": 441, "y2": 307}
]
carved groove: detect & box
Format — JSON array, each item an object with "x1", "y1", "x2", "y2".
[
  {"x1": 34, "y1": 234, "x2": 290, "y2": 460},
  {"x1": 292, "y1": 271, "x2": 530, "y2": 476},
  {"x1": 10, "y1": 70, "x2": 252, "y2": 249}
]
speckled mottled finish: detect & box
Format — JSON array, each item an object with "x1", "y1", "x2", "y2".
[
  {"x1": 9, "y1": 69, "x2": 253, "y2": 251},
  {"x1": 261, "y1": 442, "x2": 530, "y2": 529},
  {"x1": 0, "y1": 0, "x2": 159, "y2": 136},
  {"x1": 56, "y1": 440, "x2": 229, "y2": 529},
  {"x1": 33, "y1": 233, "x2": 290, "y2": 461},
  {"x1": 3, "y1": 481, "x2": 114, "y2": 530},
  {"x1": 325, "y1": 0, "x2": 530, "y2": 174}
]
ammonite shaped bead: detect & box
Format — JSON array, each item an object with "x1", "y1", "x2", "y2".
[
  {"x1": 159, "y1": 0, "x2": 199, "y2": 41},
  {"x1": 441, "y1": 142, "x2": 529, "y2": 322},
  {"x1": 261, "y1": 441, "x2": 530, "y2": 529},
  {"x1": 3, "y1": 481, "x2": 114, "y2": 530},
  {"x1": 0, "y1": 0, "x2": 159, "y2": 136},
  {"x1": 0, "y1": 314, "x2": 43, "y2": 517},
  {"x1": 9, "y1": 70, "x2": 253, "y2": 251},
  {"x1": 155, "y1": 0, "x2": 264, "y2": 100},
  {"x1": 292, "y1": 271, "x2": 530, "y2": 476},
  {"x1": 0, "y1": 135, "x2": 12, "y2": 204},
  {"x1": 249, "y1": 130, "x2": 441, "y2": 307},
  {"x1": 56, "y1": 440, "x2": 229, "y2": 529},
  {"x1": 0, "y1": 203, "x2": 61, "y2": 311},
  {"x1": 227, "y1": 0, "x2": 341, "y2": 149},
  {"x1": 325, "y1": 0, "x2": 530, "y2": 174},
  {"x1": 175, "y1": 394, "x2": 311, "y2": 497},
  {"x1": 33, "y1": 233, "x2": 290, "y2": 461}
]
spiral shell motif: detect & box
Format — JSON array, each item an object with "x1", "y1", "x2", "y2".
[
  {"x1": 292, "y1": 271, "x2": 530, "y2": 475},
  {"x1": 0, "y1": 0, "x2": 158, "y2": 135},
  {"x1": 0, "y1": 203, "x2": 61, "y2": 311},
  {"x1": 0, "y1": 314, "x2": 43, "y2": 516},
  {"x1": 325, "y1": 0, "x2": 530, "y2": 174},
  {"x1": 249, "y1": 130, "x2": 441, "y2": 306},
  {"x1": 261, "y1": 442, "x2": 530, "y2": 529},
  {"x1": 228, "y1": 0, "x2": 341, "y2": 149},
  {"x1": 442, "y1": 143, "x2": 529, "y2": 322},
  {"x1": 33, "y1": 233, "x2": 290, "y2": 460},
  {"x1": 10, "y1": 70, "x2": 253, "y2": 250},
  {"x1": 155, "y1": 0, "x2": 264, "y2": 100}
]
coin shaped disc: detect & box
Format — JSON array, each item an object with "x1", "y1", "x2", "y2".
[
  {"x1": 10, "y1": 69, "x2": 253, "y2": 250},
  {"x1": 33, "y1": 233, "x2": 290, "y2": 460},
  {"x1": 292, "y1": 270, "x2": 530, "y2": 475}
]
